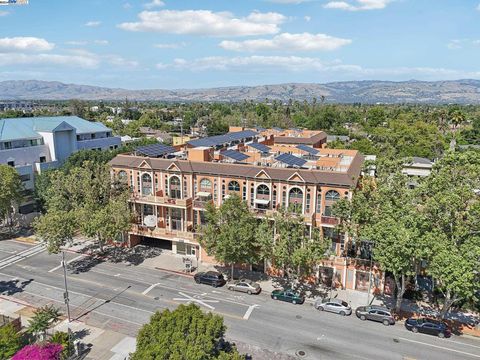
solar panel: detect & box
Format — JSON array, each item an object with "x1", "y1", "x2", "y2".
[
  {"x1": 248, "y1": 142, "x2": 271, "y2": 153},
  {"x1": 187, "y1": 130, "x2": 258, "y2": 148},
  {"x1": 296, "y1": 144, "x2": 319, "y2": 155},
  {"x1": 275, "y1": 153, "x2": 307, "y2": 168},
  {"x1": 221, "y1": 149, "x2": 249, "y2": 162},
  {"x1": 135, "y1": 143, "x2": 176, "y2": 157}
]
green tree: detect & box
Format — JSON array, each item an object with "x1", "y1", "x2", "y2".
[
  {"x1": 51, "y1": 331, "x2": 74, "y2": 360},
  {"x1": 258, "y1": 207, "x2": 329, "y2": 280},
  {"x1": 417, "y1": 150, "x2": 480, "y2": 318},
  {"x1": 0, "y1": 164, "x2": 23, "y2": 229},
  {"x1": 27, "y1": 305, "x2": 62, "y2": 342},
  {"x1": 200, "y1": 194, "x2": 259, "y2": 279},
  {"x1": 131, "y1": 304, "x2": 243, "y2": 360},
  {"x1": 34, "y1": 161, "x2": 131, "y2": 253},
  {"x1": 0, "y1": 323, "x2": 22, "y2": 359}
]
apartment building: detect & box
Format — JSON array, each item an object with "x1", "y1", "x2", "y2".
[
  {"x1": 110, "y1": 128, "x2": 379, "y2": 292},
  {"x1": 0, "y1": 116, "x2": 121, "y2": 214}
]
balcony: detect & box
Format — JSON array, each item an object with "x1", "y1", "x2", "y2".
[
  {"x1": 131, "y1": 191, "x2": 192, "y2": 208},
  {"x1": 131, "y1": 224, "x2": 198, "y2": 242},
  {"x1": 321, "y1": 216, "x2": 339, "y2": 226}
]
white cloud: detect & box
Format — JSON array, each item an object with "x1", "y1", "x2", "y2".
[
  {"x1": 85, "y1": 20, "x2": 101, "y2": 27},
  {"x1": 447, "y1": 39, "x2": 480, "y2": 50},
  {"x1": 118, "y1": 10, "x2": 285, "y2": 36},
  {"x1": 154, "y1": 42, "x2": 187, "y2": 49},
  {"x1": 123, "y1": 3, "x2": 132, "y2": 9},
  {"x1": 304, "y1": 16, "x2": 312, "y2": 22},
  {"x1": 477, "y1": 3, "x2": 480, "y2": 11},
  {"x1": 144, "y1": 0, "x2": 164, "y2": 9},
  {"x1": 65, "y1": 40, "x2": 88, "y2": 46},
  {"x1": 324, "y1": 0, "x2": 391, "y2": 11},
  {"x1": 0, "y1": 37, "x2": 55, "y2": 52},
  {"x1": 220, "y1": 33, "x2": 351, "y2": 52},
  {"x1": 94, "y1": 40, "x2": 109, "y2": 45},
  {"x1": 0, "y1": 53, "x2": 100, "y2": 69},
  {"x1": 0, "y1": 10, "x2": 10, "y2": 16},
  {"x1": 155, "y1": 55, "x2": 480, "y2": 80}
]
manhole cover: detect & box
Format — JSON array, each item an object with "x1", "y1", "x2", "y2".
[
  {"x1": 296, "y1": 315, "x2": 302, "y2": 319},
  {"x1": 296, "y1": 350, "x2": 306, "y2": 358},
  {"x1": 393, "y1": 338, "x2": 400, "y2": 343},
  {"x1": 154, "y1": 297, "x2": 159, "y2": 300}
]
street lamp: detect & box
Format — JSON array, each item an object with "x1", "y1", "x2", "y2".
[
  {"x1": 61, "y1": 251, "x2": 71, "y2": 322},
  {"x1": 365, "y1": 241, "x2": 375, "y2": 306}
]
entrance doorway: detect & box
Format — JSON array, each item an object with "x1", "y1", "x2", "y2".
[{"x1": 176, "y1": 242, "x2": 197, "y2": 256}]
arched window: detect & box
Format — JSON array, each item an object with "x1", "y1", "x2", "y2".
[
  {"x1": 325, "y1": 190, "x2": 340, "y2": 201},
  {"x1": 118, "y1": 170, "x2": 127, "y2": 182},
  {"x1": 141, "y1": 173, "x2": 152, "y2": 195},
  {"x1": 199, "y1": 178, "x2": 212, "y2": 191},
  {"x1": 289, "y1": 187, "x2": 303, "y2": 212},
  {"x1": 169, "y1": 176, "x2": 181, "y2": 199},
  {"x1": 256, "y1": 184, "x2": 270, "y2": 198},
  {"x1": 324, "y1": 190, "x2": 340, "y2": 217},
  {"x1": 228, "y1": 180, "x2": 240, "y2": 192}
]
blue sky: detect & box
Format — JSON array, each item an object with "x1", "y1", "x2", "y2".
[{"x1": 0, "y1": 0, "x2": 479, "y2": 89}]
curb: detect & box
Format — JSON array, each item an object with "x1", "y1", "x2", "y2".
[{"x1": 154, "y1": 267, "x2": 195, "y2": 278}]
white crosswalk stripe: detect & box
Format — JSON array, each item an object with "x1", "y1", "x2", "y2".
[{"x1": 0, "y1": 243, "x2": 46, "y2": 270}]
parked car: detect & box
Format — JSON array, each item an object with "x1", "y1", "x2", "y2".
[
  {"x1": 405, "y1": 318, "x2": 451, "y2": 338},
  {"x1": 194, "y1": 271, "x2": 226, "y2": 288},
  {"x1": 271, "y1": 289, "x2": 305, "y2": 304},
  {"x1": 355, "y1": 305, "x2": 395, "y2": 326},
  {"x1": 227, "y1": 279, "x2": 261, "y2": 295},
  {"x1": 314, "y1": 298, "x2": 352, "y2": 316}
]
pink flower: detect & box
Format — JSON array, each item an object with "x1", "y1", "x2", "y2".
[{"x1": 12, "y1": 343, "x2": 63, "y2": 360}]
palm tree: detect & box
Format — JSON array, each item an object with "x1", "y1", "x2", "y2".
[{"x1": 448, "y1": 110, "x2": 466, "y2": 150}]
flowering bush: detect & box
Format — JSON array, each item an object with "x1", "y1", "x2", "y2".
[{"x1": 12, "y1": 343, "x2": 63, "y2": 360}]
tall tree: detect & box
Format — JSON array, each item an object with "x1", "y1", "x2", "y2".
[
  {"x1": 257, "y1": 207, "x2": 330, "y2": 281},
  {"x1": 200, "y1": 194, "x2": 259, "y2": 279},
  {"x1": 417, "y1": 150, "x2": 480, "y2": 318},
  {"x1": 131, "y1": 304, "x2": 243, "y2": 360},
  {"x1": 0, "y1": 165, "x2": 23, "y2": 229}
]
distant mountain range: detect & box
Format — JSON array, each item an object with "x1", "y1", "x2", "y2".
[{"x1": 1, "y1": 79, "x2": 480, "y2": 104}]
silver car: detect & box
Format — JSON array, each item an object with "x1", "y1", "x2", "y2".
[
  {"x1": 314, "y1": 298, "x2": 352, "y2": 316},
  {"x1": 227, "y1": 279, "x2": 261, "y2": 295}
]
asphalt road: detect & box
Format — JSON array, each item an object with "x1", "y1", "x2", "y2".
[{"x1": 0, "y1": 239, "x2": 479, "y2": 360}]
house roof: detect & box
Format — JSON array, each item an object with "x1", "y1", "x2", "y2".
[
  {"x1": 0, "y1": 116, "x2": 111, "y2": 141},
  {"x1": 110, "y1": 153, "x2": 364, "y2": 188},
  {"x1": 274, "y1": 131, "x2": 327, "y2": 145}
]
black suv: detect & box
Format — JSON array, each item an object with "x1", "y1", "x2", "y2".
[
  {"x1": 405, "y1": 318, "x2": 451, "y2": 338},
  {"x1": 355, "y1": 305, "x2": 395, "y2": 326},
  {"x1": 194, "y1": 271, "x2": 226, "y2": 288}
]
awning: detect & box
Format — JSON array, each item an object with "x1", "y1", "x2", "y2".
[
  {"x1": 196, "y1": 191, "x2": 212, "y2": 198},
  {"x1": 254, "y1": 198, "x2": 270, "y2": 205}
]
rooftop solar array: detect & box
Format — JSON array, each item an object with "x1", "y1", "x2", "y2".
[
  {"x1": 188, "y1": 130, "x2": 258, "y2": 148},
  {"x1": 296, "y1": 144, "x2": 319, "y2": 155},
  {"x1": 248, "y1": 142, "x2": 271, "y2": 153},
  {"x1": 275, "y1": 153, "x2": 308, "y2": 168},
  {"x1": 221, "y1": 149, "x2": 250, "y2": 162},
  {"x1": 135, "y1": 143, "x2": 176, "y2": 157}
]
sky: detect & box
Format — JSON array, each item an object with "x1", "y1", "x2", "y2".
[{"x1": 0, "y1": 0, "x2": 480, "y2": 89}]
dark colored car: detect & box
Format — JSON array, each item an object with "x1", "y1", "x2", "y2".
[
  {"x1": 271, "y1": 289, "x2": 305, "y2": 304},
  {"x1": 194, "y1": 271, "x2": 226, "y2": 288},
  {"x1": 405, "y1": 318, "x2": 451, "y2": 338},
  {"x1": 355, "y1": 305, "x2": 395, "y2": 326}
]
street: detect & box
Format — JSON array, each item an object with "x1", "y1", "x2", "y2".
[{"x1": 0, "y1": 239, "x2": 479, "y2": 360}]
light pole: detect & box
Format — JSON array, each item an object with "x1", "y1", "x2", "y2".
[
  {"x1": 62, "y1": 251, "x2": 71, "y2": 322},
  {"x1": 366, "y1": 241, "x2": 375, "y2": 306}
]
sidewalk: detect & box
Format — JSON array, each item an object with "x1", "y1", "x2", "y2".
[{"x1": 0, "y1": 297, "x2": 137, "y2": 360}]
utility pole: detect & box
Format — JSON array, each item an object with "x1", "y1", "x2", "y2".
[
  {"x1": 366, "y1": 241, "x2": 375, "y2": 306},
  {"x1": 62, "y1": 251, "x2": 71, "y2": 322}
]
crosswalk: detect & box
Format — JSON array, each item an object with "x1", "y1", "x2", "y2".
[{"x1": 0, "y1": 243, "x2": 46, "y2": 270}]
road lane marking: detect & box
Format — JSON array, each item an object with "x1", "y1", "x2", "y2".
[
  {"x1": 173, "y1": 291, "x2": 219, "y2": 310},
  {"x1": 398, "y1": 337, "x2": 480, "y2": 359},
  {"x1": 48, "y1": 255, "x2": 85, "y2": 273},
  {"x1": 243, "y1": 304, "x2": 260, "y2": 320},
  {"x1": 142, "y1": 283, "x2": 161, "y2": 295},
  {"x1": 0, "y1": 244, "x2": 45, "y2": 270}
]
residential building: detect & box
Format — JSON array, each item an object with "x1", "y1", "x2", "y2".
[
  {"x1": 139, "y1": 127, "x2": 172, "y2": 144},
  {"x1": 0, "y1": 116, "x2": 121, "y2": 214},
  {"x1": 172, "y1": 134, "x2": 198, "y2": 147},
  {"x1": 402, "y1": 157, "x2": 434, "y2": 188},
  {"x1": 110, "y1": 128, "x2": 375, "y2": 292}
]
